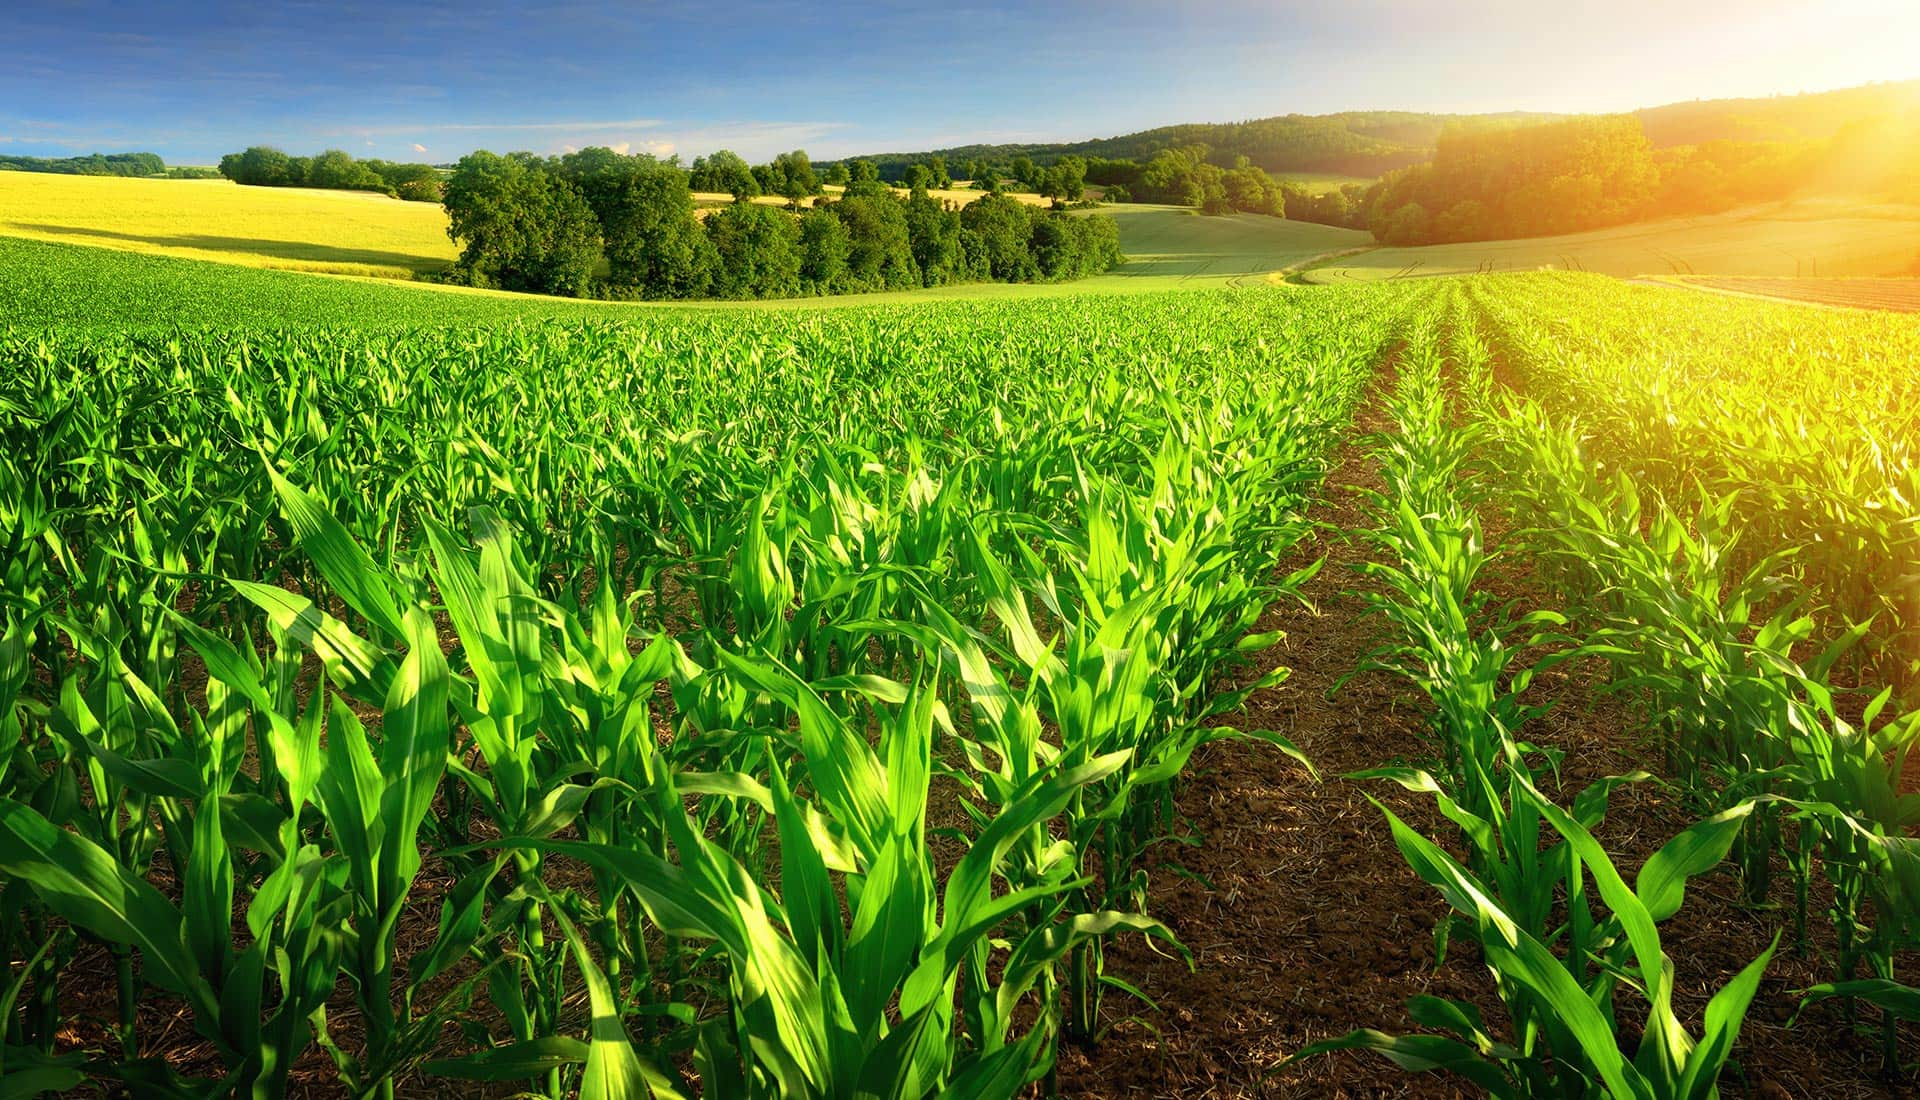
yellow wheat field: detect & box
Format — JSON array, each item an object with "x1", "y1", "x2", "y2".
[{"x1": 0, "y1": 172, "x2": 457, "y2": 278}]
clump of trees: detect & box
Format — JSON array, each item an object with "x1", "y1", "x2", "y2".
[
  {"x1": 217, "y1": 146, "x2": 445, "y2": 201},
  {"x1": 0, "y1": 152, "x2": 165, "y2": 176},
  {"x1": 1365, "y1": 116, "x2": 1658, "y2": 245},
  {"x1": 1360, "y1": 112, "x2": 1920, "y2": 246},
  {"x1": 1279, "y1": 182, "x2": 1372, "y2": 230},
  {"x1": 1086, "y1": 147, "x2": 1287, "y2": 216},
  {"x1": 440, "y1": 147, "x2": 1123, "y2": 300},
  {"x1": 688, "y1": 150, "x2": 759, "y2": 200}
]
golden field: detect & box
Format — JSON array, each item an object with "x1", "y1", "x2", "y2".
[{"x1": 0, "y1": 172, "x2": 456, "y2": 278}]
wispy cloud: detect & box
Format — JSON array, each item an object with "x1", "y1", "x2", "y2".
[{"x1": 411, "y1": 142, "x2": 427, "y2": 153}]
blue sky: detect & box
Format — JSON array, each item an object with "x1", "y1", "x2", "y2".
[{"x1": 5, "y1": 1, "x2": 1917, "y2": 164}]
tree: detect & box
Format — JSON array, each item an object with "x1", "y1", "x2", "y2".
[
  {"x1": 1140, "y1": 148, "x2": 1210, "y2": 207},
  {"x1": 772, "y1": 150, "x2": 819, "y2": 205},
  {"x1": 903, "y1": 188, "x2": 964, "y2": 286},
  {"x1": 1432, "y1": 199, "x2": 1487, "y2": 242},
  {"x1": 832, "y1": 194, "x2": 918, "y2": 291},
  {"x1": 926, "y1": 155, "x2": 951, "y2": 190},
  {"x1": 551, "y1": 147, "x2": 713, "y2": 297},
  {"x1": 690, "y1": 150, "x2": 760, "y2": 200},
  {"x1": 959, "y1": 192, "x2": 1034, "y2": 281},
  {"x1": 1222, "y1": 159, "x2": 1284, "y2": 216},
  {"x1": 1039, "y1": 157, "x2": 1087, "y2": 203},
  {"x1": 799, "y1": 208, "x2": 852, "y2": 293},
  {"x1": 306, "y1": 149, "x2": 386, "y2": 192},
  {"x1": 840, "y1": 159, "x2": 892, "y2": 199},
  {"x1": 1378, "y1": 201, "x2": 1432, "y2": 246},
  {"x1": 1029, "y1": 214, "x2": 1079, "y2": 280},
  {"x1": 705, "y1": 201, "x2": 802, "y2": 298},
  {"x1": 219, "y1": 145, "x2": 293, "y2": 186},
  {"x1": 443, "y1": 150, "x2": 601, "y2": 296},
  {"x1": 902, "y1": 163, "x2": 933, "y2": 191},
  {"x1": 1010, "y1": 155, "x2": 1039, "y2": 190},
  {"x1": 824, "y1": 162, "x2": 851, "y2": 187}
]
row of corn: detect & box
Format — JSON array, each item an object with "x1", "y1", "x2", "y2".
[
  {"x1": 1294, "y1": 291, "x2": 1786, "y2": 1098},
  {"x1": 1461, "y1": 281, "x2": 1919, "y2": 1080}
]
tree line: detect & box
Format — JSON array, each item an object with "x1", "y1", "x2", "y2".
[
  {"x1": 839, "y1": 110, "x2": 1513, "y2": 182},
  {"x1": 0, "y1": 152, "x2": 166, "y2": 176},
  {"x1": 440, "y1": 147, "x2": 1122, "y2": 300},
  {"x1": 1363, "y1": 112, "x2": 1920, "y2": 245},
  {"x1": 217, "y1": 146, "x2": 445, "y2": 201}
]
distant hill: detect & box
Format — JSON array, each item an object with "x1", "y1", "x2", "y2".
[
  {"x1": 845, "y1": 112, "x2": 1554, "y2": 179},
  {"x1": 843, "y1": 79, "x2": 1920, "y2": 179},
  {"x1": 1636, "y1": 80, "x2": 1920, "y2": 146}
]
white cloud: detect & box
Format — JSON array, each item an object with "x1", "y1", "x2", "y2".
[
  {"x1": 608, "y1": 141, "x2": 631, "y2": 155},
  {"x1": 411, "y1": 142, "x2": 427, "y2": 153}
]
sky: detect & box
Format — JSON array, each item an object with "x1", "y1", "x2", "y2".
[{"x1": 5, "y1": 0, "x2": 1918, "y2": 165}]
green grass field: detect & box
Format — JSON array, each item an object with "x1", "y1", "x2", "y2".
[
  {"x1": 1303, "y1": 198, "x2": 1920, "y2": 282},
  {"x1": 1274, "y1": 171, "x2": 1373, "y2": 194},
  {"x1": 1093, "y1": 204, "x2": 1371, "y2": 284}
]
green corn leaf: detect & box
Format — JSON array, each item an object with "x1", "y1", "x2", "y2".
[
  {"x1": 266, "y1": 466, "x2": 408, "y2": 641},
  {"x1": 1634, "y1": 801, "x2": 1754, "y2": 922},
  {"x1": 0, "y1": 800, "x2": 220, "y2": 1029}
]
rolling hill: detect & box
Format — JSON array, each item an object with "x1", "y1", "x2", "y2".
[{"x1": 844, "y1": 79, "x2": 1920, "y2": 178}]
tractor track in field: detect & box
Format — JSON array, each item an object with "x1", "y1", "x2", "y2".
[{"x1": 1054, "y1": 339, "x2": 1915, "y2": 1098}]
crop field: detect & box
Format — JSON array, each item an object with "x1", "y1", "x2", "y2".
[
  {"x1": 1, "y1": 244, "x2": 1917, "y2": 1100},
  {"x1": 0, "y1": 172, "x2": 457, "y2": 278},
  {"x1": 1675, "y1": 276, "x2": 1920, "y2": 312},
  {"x1": 1303, "y1": 199, "x2": 1920, "y2": 282}
]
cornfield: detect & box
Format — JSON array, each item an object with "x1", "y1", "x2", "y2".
[{"x1": 0, "y1": 272, "x2": 1915, "y2": 1098}]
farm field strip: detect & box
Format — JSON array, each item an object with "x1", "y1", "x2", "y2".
[
  {"x1": 0, "y1": 172, "x2": 457, "y2": 278},
  {"x1": 1676, "y1": 276, "x2": 1920, "y2": 313},
  {"x1": 1301, "y1": 201, "x2": 1920, "y2": 283}
]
